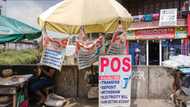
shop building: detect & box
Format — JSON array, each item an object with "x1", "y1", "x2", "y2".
[{"x1": 119, "y1": 0, "x2": 190, "y2": 66}]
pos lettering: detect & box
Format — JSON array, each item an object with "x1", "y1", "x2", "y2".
[{"x1": 100, "y1": 56, "x2": 131, "y2": 72}]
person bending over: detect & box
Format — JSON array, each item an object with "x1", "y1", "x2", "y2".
[{"x1": 29, "y1": 65, "x2": 56, "y2": 105}]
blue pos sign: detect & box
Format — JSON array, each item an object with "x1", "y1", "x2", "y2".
[{"x1": 99, "y1": 55, "x2": 132, "y2": 107}]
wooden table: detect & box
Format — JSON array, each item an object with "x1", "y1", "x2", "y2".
[{"x1": 0, "y1": 74, "x2": 33, "y2": 107}]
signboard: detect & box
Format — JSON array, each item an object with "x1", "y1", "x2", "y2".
[
  {"x1": 159, "y1": 8, "x2": 177, "y2": 26},
  {"x1": 77, "y1": 36, "x2": 104, "y2": 70},
  {"x1": 78, "y1": 47, "x2": 99, "y2": 70},
  {"x1": 41, "y1": 35, "x2": 66, "y2": 71},
  {"x1": 41, "y1": 48, "x2": 64, "y2": 71},
  {"x1": 175, "y1": 27, "x2": 187, "y2": 39},
  {"x1": 188, "y1": 13, "x2": 190, "y2": 37},
  {"x1": 135, "y1": 28, "x2": 175, "y2": 39},
  {"x1": 99, "y1": 55, "x2": 132, "y2": 107},
  {"x1": 126, "y1": 31, "x2": 136, "y2": 40}
]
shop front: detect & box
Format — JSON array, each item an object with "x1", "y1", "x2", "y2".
[{"x1": 126, "y1": 19, "x2": 188, "y2": 66}]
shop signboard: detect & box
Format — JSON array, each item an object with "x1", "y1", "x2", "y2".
[
  {"x1": 159, "y1": 8, "x2": 177, "y2": 27},
  {"x1": 99, "y1": 55, "x2": 132, "y2": 107},
  {"x1": 126, "y1": 31, "x2": 135, "y2": 40},
  {"x1": 175, "y1": 27, "x2": 188, "y2": 39},
  {"x1": 135, "y1": 28, "x2": 175, "y2": 39},
  {"x1": 188, "y1": 13, "x2": 190, "y2": 36}
]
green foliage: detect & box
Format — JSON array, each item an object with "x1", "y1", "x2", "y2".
[{"x1": 0, "y1": 49, "x2": 39, "y2": 64}]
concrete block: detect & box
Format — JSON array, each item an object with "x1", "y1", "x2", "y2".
[
  {"x1": 148, "y1": 66, "x2": 173, "y2": 99},
  {"x1": 131, "y1": 66, "x2": 149, "y2": 98},
  {"x1": 56, "y1": 66, "x2": 78, "y2": 97}
]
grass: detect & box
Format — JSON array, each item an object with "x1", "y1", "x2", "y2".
[{"x1": 0, "y1": 49, "x2": 40, "y2": 64}]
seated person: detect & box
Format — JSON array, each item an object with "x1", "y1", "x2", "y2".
[
  {"x1": 29, "y1": 65, "x2": 56, "y2": 105},
  {"x1": 181, "y1": 74, "x2": 190, "y2": 96},
  {"x1": 171, "y1": 71, "x2": 190, "y2": 104}
]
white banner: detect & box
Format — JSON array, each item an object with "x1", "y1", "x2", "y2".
[
  {"x1": 78, "y1": 48, "x2": 99, "y2": 70},
  {"x1": 41, "y1": 48, "x2": 64, "y2": 71},
  {"x1": 159, "y1": 8, "x2": 177, "y2": 26},
  {"x1": 99, "y1": 55, "x2": 132, "y2": 107},
  {"x1": 65, "y1": 45, "x2": 76, "y2": 56}
]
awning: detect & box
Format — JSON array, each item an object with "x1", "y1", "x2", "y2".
[{"x1": 0, "y1": 16, "x2": 41, "y2": 43}]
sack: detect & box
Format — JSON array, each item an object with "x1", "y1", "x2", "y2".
[
  {"x1": 16, "y1": 91, "x2": 28, "y2": 107},
  {"x1": 88, "y1": 87, "x2": 98, "y2": 99},
  {"x1": 20, "y1": 100, "x2": 29, "y2": 107}
]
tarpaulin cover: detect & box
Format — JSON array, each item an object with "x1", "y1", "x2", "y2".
[{"x1": 0, "y1": 16, "x2": 41, "y2": 43}]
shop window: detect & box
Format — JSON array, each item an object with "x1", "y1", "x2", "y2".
[
  {"x1": 162, "y1": 39, "x2": 182, "y2": 61},
  {"x1": 129, "y1": 40, "x2": 146, "y2": 65}
]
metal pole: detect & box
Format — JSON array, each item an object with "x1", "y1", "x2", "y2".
[
  {"x1": 146, "y1": 40, "x2": 149, "y2": 66},
  {"x1": 159, "y1": 40, "x2": 162, "y2": 66}
]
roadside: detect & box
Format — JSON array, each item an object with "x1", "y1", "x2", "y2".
[{"x1": 63, "y1": 98, "x2": 174, "y2": 107}]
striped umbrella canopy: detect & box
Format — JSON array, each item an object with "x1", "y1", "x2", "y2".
[{"x1": 38, "y1": 0, "x2": 133, "y2": 34}]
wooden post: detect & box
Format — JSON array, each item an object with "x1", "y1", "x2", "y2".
[{"x1": 13, "y1": 94, "x2": 16, "y2": 107}]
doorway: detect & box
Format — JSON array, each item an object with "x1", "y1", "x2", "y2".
[{"x1": 149, "y1": 40, "x2": 159, "y2": 65}]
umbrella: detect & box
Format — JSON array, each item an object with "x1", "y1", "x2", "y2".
[
  {"x1": 0, "y1": 16, "x2": 41, "y2": 43},
  {"x1": 38, "y1": 0, "x2": 133, "y2": 34}
]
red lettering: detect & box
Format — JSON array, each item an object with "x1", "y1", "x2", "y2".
[
  {"x1": 122, "y1": 57, "x2": 131, "y2": 72},
  {"x1": 111, "y1": 57, "x2": 121, "y2": 72},
  {"x1": 100, "y1": 58, "x2": 109, "y2": 72}
]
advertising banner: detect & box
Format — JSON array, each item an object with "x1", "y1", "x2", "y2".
[
  {"x1": 99, "y1": 55, "x2": 132, "y2": 107},
  {"x1": 78, "y1": 47, "x2": 100, "y2": 70},
  {"x1": 77, "y1": 36, "x2": 104, "y2": 70},
  {"x1": 41, "y1": 48, "x2": 64, "y2": 71},
  {"x1": 159, "y1": 8, "x2": 177, "y2": 26},
  {"x1": 175, "y1": 27, "x2": 187, "y2": 39},
  {"x1": 41, "y1": 35, "x2": 66, "y2": 71},
  {"x1": 107, "y1": 32, "x2": 128, "y2": 55}
]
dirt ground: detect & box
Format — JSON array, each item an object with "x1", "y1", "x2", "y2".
[{"x1": 63, "y1": 99, "x2": 174, "y2": 107}]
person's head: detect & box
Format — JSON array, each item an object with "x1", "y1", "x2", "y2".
[
  {"x1": 37, "y1": 65, "x2": 42, "y2": 71},
  {"x1": 135, "y1": 48, "x2": 140, "y2": 53},
  {"x1": 34, "y1": 65, "x2": 43, "y2": 75},
  {"x1": 176, "y1": 72, "x2": 181, "y2": 78}
]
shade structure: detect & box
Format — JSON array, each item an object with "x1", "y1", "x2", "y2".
[
  {"x1": 0, "y1": 16, "x2": 41, "y2": 43},
  {"x1": 38, "y1": 0, "x2": 133, "y2": 34}
]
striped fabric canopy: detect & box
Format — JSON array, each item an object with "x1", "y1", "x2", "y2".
[{"x1": 38, "y1": 0, "x2": 133, "y2": 34}]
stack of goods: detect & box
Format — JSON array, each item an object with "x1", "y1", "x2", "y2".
[
  {"x1": 162, "y1": 55, "x2": 190, "y2": 69},
  {"x1": 0, "y1": 96, "x2": 12, "y2": 107}
]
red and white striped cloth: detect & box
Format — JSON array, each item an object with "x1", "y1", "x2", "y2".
[{"x1": 43, "y1": 35, "x2": 68, "y2": 48}]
